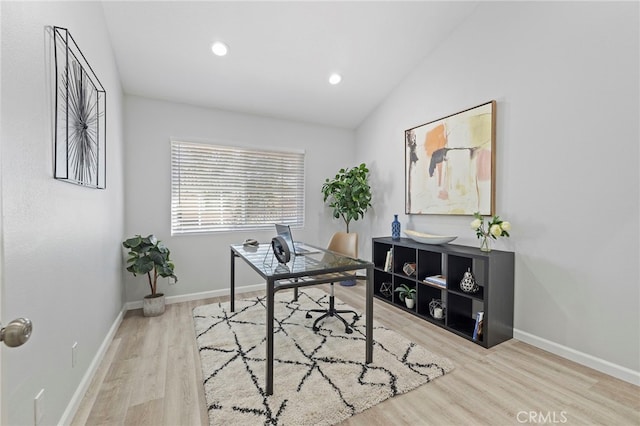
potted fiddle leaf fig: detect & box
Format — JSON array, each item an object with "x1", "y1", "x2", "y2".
[
  {"x1": 321, "y1": 163, "x2": 372, "y2": 234},
  {"x1": 321, "y1": 163, "x2": 372, "y2": 286},
  {"x1": 123, "y1": 234, "x2": 177, "y2": 317}
]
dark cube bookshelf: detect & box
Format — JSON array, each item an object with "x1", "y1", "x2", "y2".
[{"x1": 372, "y1": 237, "x2": 514, "y2": 348}]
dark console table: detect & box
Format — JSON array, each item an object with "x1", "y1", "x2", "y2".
[{"x1": 372, "y1": 237, "x2": 514, "y2": 348}]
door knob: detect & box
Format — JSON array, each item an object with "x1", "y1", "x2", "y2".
[{"x1": 1, "y1": 318, "x2": 33, "y2": 347}]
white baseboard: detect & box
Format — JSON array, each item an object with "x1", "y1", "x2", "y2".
[
  {"x1": 513, "y1": 329, "x2": 640, "y2": 386},
  {"x1": 59, "y1": 283, "x2": 264, "y2": 425},
  {"x1": 58, "y1": 308, "x2": 125, "y2": 425}
]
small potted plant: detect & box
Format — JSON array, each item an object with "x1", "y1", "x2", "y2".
[
  {"x1": 123, "y1": 234, "x2": 177, "y2": 317},
  {"x1": 394, "y1": 284, "x2": 417, "y2": 309}
]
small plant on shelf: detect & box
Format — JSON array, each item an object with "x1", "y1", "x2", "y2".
[{"x1": 394, "y1": 284, "x2": 417, "y2": 309}]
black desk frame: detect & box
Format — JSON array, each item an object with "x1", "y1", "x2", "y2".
[{"x1": 230, "y1": 243, "x2": 374, "y2": 395}]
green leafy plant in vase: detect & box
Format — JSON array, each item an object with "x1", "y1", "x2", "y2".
[
  {"x1": 321, "y1": 163, "x2": 372, "y2": 287},
  {"x1": 123, "y1": 234, "x2": 177, "y2": 316},
  {"x1": 394, "y1": 284, "x2": 417, "y2": 309},
  {"x1": 321, "y1": 163, "x2": 372, "y2": 234}
]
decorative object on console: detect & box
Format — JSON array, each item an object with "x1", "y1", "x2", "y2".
[
  {"x1": 122, "y1": 234, "x2": 177, "y2": 317},
  {"x1": 429, "y1": 299, "x2": 445, "y2": 320},
  {"x1": 404, "y1": 229, "x2": 457, "y2": 245},
  {"x1": 391, "y1": 214, "x2": 401, "y2": 240},
  {"x1": 470, "y1": 211, "x2": 511, "y2": 252},
  {"x1": 383, "y1": 248, "x2": 393, "y2": 272},
  {"x1": 271, "y1": 236, "x2": 291, "y2": 264},
  {"x1": 53, "y1": 26, "x2": 106, "y2": 189},
  {"x1": 394, "y1": 284, "x2": 416, "y2": 309},
  {"x1": 405, "y1": 101, "x2": 495, "y2": 215},
  {"x1": 473, "y1": 311, "x2": 485, "y2": 341},
  {"x1": 402, "y1": 262, "x2": 416, "y2": 277},
  {"x1": 459, "y1": 268, "x2": 479, "y2": 293},
  {"x1": 379, "y1": 282, "x2": 393, "y2": 298},
  {"x1": 423, "y1": 274, "x2": 447, "y2": 288}
]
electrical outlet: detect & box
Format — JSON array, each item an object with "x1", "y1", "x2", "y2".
[
  {"x1": 34, "y1": 388, "x2": 44, "y2": 426},
  {"x1": 72, "y1": 342, "x2": 78, "y2": 368}
]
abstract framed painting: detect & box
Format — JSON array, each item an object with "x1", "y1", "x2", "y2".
[
  {"x1": 405, "y1": 101, "x2": 495, "y2": 215},
  {"x1": 53, "y1": 26, "x2": 106, "y2": 189}
]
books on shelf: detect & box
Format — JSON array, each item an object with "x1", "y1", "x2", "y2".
[
  {"x1": 384, "y1": 248, "x2": 394, "y2": 272},
  {"x1": 423, "y1": 274, "x2": 447, "y2": 288},
  {"x1": 473, "y1": 311, "x2": 484, "y2": 341}
]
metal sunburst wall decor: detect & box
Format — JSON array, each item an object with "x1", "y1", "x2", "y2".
[{"x1": 53, "y1": 26, "x2": 106, "y2": 189}]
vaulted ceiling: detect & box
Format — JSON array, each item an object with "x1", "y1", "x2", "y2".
[{"x1": 102, "y1": 1, "x2": 478, "y2": 129}]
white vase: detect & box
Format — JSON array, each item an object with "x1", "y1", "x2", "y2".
[
  {"x1": 405, "y1": 297, "x2": 415, "y2": 309},
  {"x1": 143, "y1": 293, "x2": 165, "y2": 317}
]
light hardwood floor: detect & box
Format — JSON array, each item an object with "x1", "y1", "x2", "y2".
[{"x1": 72, "y1": 283, "x2": 639, "y2": 425}]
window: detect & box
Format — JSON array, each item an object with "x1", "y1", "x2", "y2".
[{"x1": 171, "y1": 140, "x2": 305, "y2": 235}]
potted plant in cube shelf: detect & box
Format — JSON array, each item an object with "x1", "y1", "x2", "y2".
[
  {"x1": 123, "y1": 234, "x2": 177, "y2": 317},
  {"x1": 394, "y1": 284, "x2": 417, "y2": 309}
]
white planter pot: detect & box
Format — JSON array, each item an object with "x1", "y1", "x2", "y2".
[
  {"x1": 405, "y1": 297, "x2": 415, "y2": 309},
  {"x1": 143, "y1": 293, "x2": 165, "y2": 317}
]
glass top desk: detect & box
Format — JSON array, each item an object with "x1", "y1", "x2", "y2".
[{"x1": 230, "y1": 242, "x2": 374, "y2": 395}]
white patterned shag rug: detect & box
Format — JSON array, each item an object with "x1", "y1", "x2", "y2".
[{"x1": 192, "y1": 288, "x2": 453, "y2": 425}]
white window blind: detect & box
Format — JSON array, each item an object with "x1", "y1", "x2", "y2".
[{"x1": 171, "y1": 140, "x2": 305, "y2": 235}]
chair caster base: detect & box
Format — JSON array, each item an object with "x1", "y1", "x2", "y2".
[{"x1": 306, "y1": 295, "x2": 359, "y2": 335}]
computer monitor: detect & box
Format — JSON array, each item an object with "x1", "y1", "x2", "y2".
[{"x1": 275, "y1": 224, "x2": 312, "y2": 256}]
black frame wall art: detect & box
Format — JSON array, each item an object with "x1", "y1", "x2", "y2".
[
  {"x1": 53, "y1": 26, "x2": 106, "y2": 189},
  {"x1": 405, "y1": 101, "x2": 496, "y2": 215}
]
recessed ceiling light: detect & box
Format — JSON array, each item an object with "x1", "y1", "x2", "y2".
[
  {"x1": 329, "y1": 73, "x2": 342, "y2": 85},
  {"x1": 211, "y1": 41, "x2": 228, "y2": 57}
]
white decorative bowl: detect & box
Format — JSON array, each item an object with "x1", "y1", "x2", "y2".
[{"x1": 404, "y1": 229, "x2": 457, "y2": 245}]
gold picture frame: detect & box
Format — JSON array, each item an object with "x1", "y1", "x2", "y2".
[{"x1": 405, "y1": 101, "x2": 496, "y2": 215}]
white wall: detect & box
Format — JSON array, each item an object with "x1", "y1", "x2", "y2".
[
  {"x1": 1, "y1": 2, "x2": 125, "y2": 425},
  {"x1": 2, "y1": 3, "x2": 636, "y2": 424},
  {"x1": 356, "y1": 2, "x2": 639, "y2": 382},
  {"x1": 123, "y1": 96, "x2": 356, "y2": 302}
]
